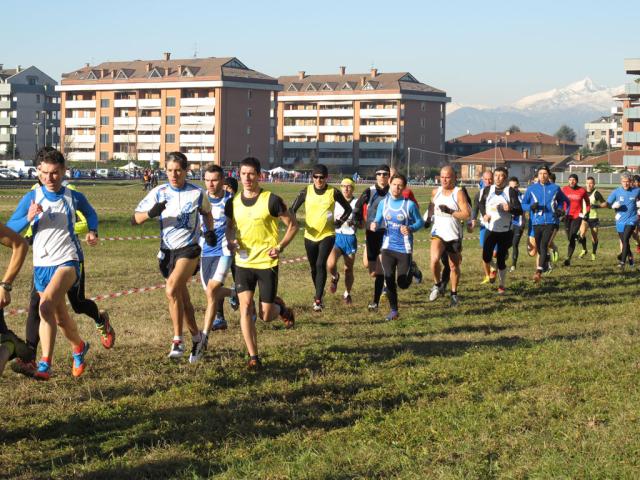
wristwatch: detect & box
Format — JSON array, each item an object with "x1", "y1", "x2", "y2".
[{"x1": 0, "y1": 282, "x2": 12, "y2": 292}]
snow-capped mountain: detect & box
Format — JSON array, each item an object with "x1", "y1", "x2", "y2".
[{"x1": 446, "y1": 78, "x2": 623, "y2": 141}]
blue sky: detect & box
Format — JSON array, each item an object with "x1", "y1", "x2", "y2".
[{"x1": 3, "y1": 0, "x2": 638, "y2": 105}]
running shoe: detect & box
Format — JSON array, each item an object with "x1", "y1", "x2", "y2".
[
  {"x1": 618, "y1": 261, "x2": 625, "y2": 270},
  {"x1": 385, "y1": 310, "x2": 399, "y2": 321},
  {"x1": 591, "y1": 253, "x2": 596, "y2": 261},
  {"x1": 96, "y1": 311, "x2": 115, "y2": 349},
  {"x1": 411, "y1": 261, "x2": 423, "y2": 284},
  {"x1": 189, "y1": 334, "x2": 207, "y2": 364},
  {"x1": 329, "y1": 274, "x2": 339, "y2": 294},
  {"x1": 563, "y1": 259, "x2": 571, "y2": 267},
  {"x1": 510, "y1": 265, "x2": 516, "y2": 272},
  {"x1": 579, "y1": 249, "x2": 587, "y2": 259},
  {"x1": 168, "y1": 339, "x2": 185, "y2": 359},
  {"x1": 228, "y1": 293, "x2": 240, "y2": 311},
  {"x1": 489, "y1": 269, "x2": 497, "y2": 283},
  {"x1": 11, "y1": 358, "x2": 37, "y2": 377},
  {"x1": 497, "y1": 286, "x2": 506, "y2": 295},
  {"x1": 480, "y1": 275, "x2": 491, "y2": 285},
  {"x1": 313, "y1": 299, "x2": 324, "y2": 312},
  {"x1": 212, "y1": 315, "x2": 228, "y2": 331},
  {"x1": 343, "y1": 294, "x2": 353, "y2": 306},
  {"x1": 367, "y1": 302, "x2": 378, "y2": 312},
  {"x1": 247, "y1": 356, "x2": 263, "y2": 371},
  {"x1": 34, "y1": 360, "x2": 51, "y2": 381},
  {"x1": 274, "y1": 296, "x2": 295, "y2": 329},
  {"x1": 429, "y1": 285, "x2": 440, "y2": 302},
  {"x1": 71, "y1": 341, "x2": 90, "y2": 378},
  {"x1": 449, "y1": 294, "x2": 459, "y2": 308},
  {"x1": 533, "y1": 270, "x2": 542, "y2": 283}
]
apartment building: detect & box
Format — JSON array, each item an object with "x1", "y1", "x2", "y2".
[
  {"x1": 446, "y1": 131, "x2": 579, "y2": 159},
  {"x1": 0, "y1": 65, "x2": 60, "y2": 159},
  {"x1": 622, "y1": 58, "x2": 640, "y2": 167},
  {"x1": 584, "y1": 107, "x2": 623, "y2": 150},
  {"x1": 57, "y1": 53, "x2": 279, "y2": 167},
  {"x1": 276, "y1": 67, "x2": 449, "y2": 173}
]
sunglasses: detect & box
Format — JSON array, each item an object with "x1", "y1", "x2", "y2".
[
  {"x1": 313, "y1": 175, "x2": 326, "y2": 180},
  {"x1": 376, "y1": 172, "x2": 389, "y2": 177}
]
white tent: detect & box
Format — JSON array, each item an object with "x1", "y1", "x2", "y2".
[
  {"x1": 268, "y1": 166, "x2": 294, "y2": 175},
  {"x1": 118, "y1": 162, "x2": 142, "y2": 171}
]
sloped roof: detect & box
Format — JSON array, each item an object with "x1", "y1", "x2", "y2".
[
  {"x1": 61, "y1": 56, "x2": 277, "y2": 85},
  {"x1": 448, "y1": 131, "x2": 578, "y2": 146},
  {"x1": 571, "y1": 150, "x2": 637, "y2": 167},
  {"x1": 452, "y1": 147, "x2": 549, "y2": 164}
]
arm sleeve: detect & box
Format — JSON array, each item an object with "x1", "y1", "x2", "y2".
[
  {"x1": 478, "y1": 188, "x2": 488, "y2": 216},
  {"x1": 199, "y1": 190, "x2": 212, "y2": 213},
  {"x1": 472, "y1": 192, "x2": 480, "y2": 219},
  {"x1": 509, "y1": 188, "x2": 523, "y2": 216},
  {"x1": 73, "y1": 191, "x2": 98, "y2": 233},
  {"x1": 582, "y1": 190, "x2": 591, "y2": 213},
  {"x1": 374, "y1": 200, "x2": 384, "y2": 225},
  {"x1": 461, "y1": 186, "x2": 472, "y2": 206},
  {"x1": 6, "y1": 191, "x2": 35, "y2": 234},
  {"x1": 289, "y1": 188, "x2": 307, "y2": 214},
  {"x1": 521, "y1": 188, "x2": 533, "y2": 212},
  {"x1": 594, "y1": 191, "x2": 606, "y2": 205},
  {"x1": 334, "y1": 189, "x2": 352, "y2": 223},
  {"x1": 408, "y1": 202, "x2": 424, "y2": 232},
  {"x1": 607, "y1": 190, "x2": 616, "y2": 205},
  {"x1": 557, "y1": 189, "x2": 570, "y2": 210},
  {"x1": 352, "y1": 188, "x2": 371, "y2": 221},
  {"x1": 135, "y1": 188, "x2": 159, "y2": 213},
  {"x1": 224, "y1": 199, "x2": 234, "y2": 219},
  {"x1": 269, "y1": 194, "x2": 287, "y2": 217}
]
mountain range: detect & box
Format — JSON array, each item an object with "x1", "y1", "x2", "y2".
[{"x1": 446, "y1": 78, "x2": 623, "y2": 142}]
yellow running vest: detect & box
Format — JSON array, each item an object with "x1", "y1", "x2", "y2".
[
  {"x1": 304, "y1": 184, "x2": 336, "y2": 242},
  {"x1": 234, "y1": 190, "x2": 280, "y2": 269}
]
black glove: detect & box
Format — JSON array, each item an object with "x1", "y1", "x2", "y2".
[
  {"x1": 147, "y1": 201, "x2": 167, "y2": 218},
  {"x1": 438, "y1": 204, "x2": 454, "y2": 215},
  {"x1": 424, "y1": 219, "x2": 432, "y2": 229},
  {"x1": 204, "y1": 230, "x2": 217, "y2": 247},
  {"x1": 555, "y1": 209, "x2": 566, "y2": 220},
  {"x1": 334, "y1": 219, "x2": 344, "y2": 229},
  {"x1": 530, "y1": 202, "x2": 539, "y2": 212}
]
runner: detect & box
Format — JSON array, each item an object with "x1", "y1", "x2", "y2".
[
  {"x1": 607, "y1": 172, "x2": 640, "y2": 269},
  {"x1": 0, "y1": 222, "x2": 29, "y2": 376},
  {"x1": 478, "y1": 167, "x2": 522, "y2": 293},
  {"x1": 560, "y1": 174, "x2": 590, "y2": 266},
  {"x1": 508, "y1": 176, "x2": 525, "y2": 271},
  {"x1": 133, "y1": 151, "x2": 214, "y2": 361},
  {"x1": 633, "y1": 175, "x2": 640, "y2": 254},
  {"x1": 370, "y1": 173, "x2": 424, "y2": 320},
  {"x1": 225, "y1": 157, "x2": 298, "y2": 370},
  {"x1": 190, "y1": 164, "x2": 235, "y2": 364},
  {"x1": 427, "y1": 166, "x2": 471, "y2": 306},
  {"x1": 470, "y1": 170, "x2": 497, "y2": 281},
  {"x1": 327, "y1": 178, "x2": 358, "y2": 305},
  {"x1": 352, "y1": 164, "x2": 390, "y2": 311},
  {"x1": 580, "y1": 176, "x2": 607, "y2": 261},
  {"x1": 7, "y1": 148, "x2": 99, "y2": 379},
  {"x1": 521, "y1": 166, "x2": 569, "y2": 283},
  {"x1": 547, "y1": 172, "x2": 561, "y2": 265},
  {"x1": 290, "y1": 164, "x2": 352, "y2": 311}
]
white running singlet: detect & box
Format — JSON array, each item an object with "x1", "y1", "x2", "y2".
[{"x1": 430, "y1": 186, "x2": 462, "y2": 242}]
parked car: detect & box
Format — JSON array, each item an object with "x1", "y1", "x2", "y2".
[
  {"x1": 0, "y1": 168, "x2": 20, "y2": 179},
  {"x1": 96, "y1": 168, "x2": 109, "y2": 178}
]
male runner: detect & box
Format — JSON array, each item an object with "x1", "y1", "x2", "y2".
[
  {"x1": 225, "y1": 157, "x2": 298, "y2": 370},
  {"x1": 8, "y1": 148, "x2": 99, "y2": 379},
  {"x1": 470, "y1": 170, "x2": 496, "y2": 281},
  {"x1": 508, "y1": 177, "x2": 525, "y2": 271},
  {"x1": 327, "y1": 178, "x2": 358, "y2": 305},
  {"x1": 290, "y1": 164, "x2": 352, "y2": 311},
  {"x1": 352, "y1": 164, "x2": 390, "y2": 311},
  {"x1": 607, "y1": 172, "x2": 640, "y2": 269},
  {"x1": 427, "y1": 166, "x2": 471, "y2": 306},
  {"x1": 478, "y1": 167, "x2": 522, "y2": 293},
  {"x1": 561, "y1": 173, "x2": 590, "y2": 266},
  {"x1": 579, "y1": 176, "x2": 607, "y2": 260}
]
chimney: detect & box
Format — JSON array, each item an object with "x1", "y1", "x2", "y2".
[
  {"x1": 163, "y1": 52, "x2": 171, "y2": 61},
  {"x1": 360, "y1": 76, "x2": 367, "y2": 87},
  {"x1": 101, "y1": 68, "x2": 108, "y2": 78},
  {"x1": 370, "y1": 68, "x2": 378, "y2": 78},
  {"x1": 298, "y1": 70, "x2": 305, "y2": 80},
  {"x1": 523, "y1": 149, "x2": 529, "y2": 159},
  {"x1": 84, "y1": 63, "x2": 90, "y2": 69},
  {"x1": 164, "y1": 66, "x2": 170, "y2": 76},
  {"x1": 339, "y1": 66, "x2": 346, "y2": 76},
  {"x1": 110, "y1": 70, "x2": 116, "y2": 79},
  {"x1": 146, "y1": 63, "x2": 153, "y2": 72},
  {"x1": 178, "y1": 65, "x2": 184, "y2": 75}
]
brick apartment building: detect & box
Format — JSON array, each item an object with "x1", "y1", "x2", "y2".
[
  {"x1": 622, "y1": 58, "x2": 640, "y2": 168},
  {"x1": 56, "y1": 53, "x2": 280, "y2": 168},
  {"x1": 275, "y1": 67, "x2": 450, "y2": 174}
]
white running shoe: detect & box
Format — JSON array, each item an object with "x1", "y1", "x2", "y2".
[
  {"x1": 429, "y1": 285, "x2": 440, "y2": 302},
  {"x1": 189, "y1": 335, "x2": 208, "y2": 364},
  {"x1": 168, "y1": 340, "x2": 185, "y2": 359}
]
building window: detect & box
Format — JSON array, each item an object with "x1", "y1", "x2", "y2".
[
  {"x1": 246, "y1": 144, "x2": 251, "y2": 154},
  {"x1": 100, "y1": 133, "x2": 109, "y2": 143},
  {"x1": 247, "y1": 89, "x2": 253, "y2": 100},
  {"x1": 36, "y1": 94, "x2": 41, "y2": 104},
  {"x1": 101, "y1": 99, "x2": 109, "y2": 108},
  {"x1": 166, "y1": 97, "x2": 176, "y2": 107},
  {"x1": 166, "y1": 115, "x2": 175, "y2": 125},
  {"x1": 100, "y1": 152, "x2": 108, "y2": 161},
  {"x1": 420, "y1": 134, "x2": 425, "y2": 145},
  {"x1": 165, "y1": 133, "x2": 175, "y2": 143},
  {"x1": 246, "y1": 126, "x2": 251, "y2": 135},
  {"x1": 420, "y1": 118, "x2": 426, "y2": 128},
  {"x1": 246, "y1": 108, "x2": 252, "y2": 118},
  {"x1": 421, "y1": 102, "x2": 426, "y2": 111},
  {"x1": 100, "y1": 116, "x2": 109, "y2": 126},
  {"x1": 28, "y1": 77, "x2": 37, "y2": 86}
]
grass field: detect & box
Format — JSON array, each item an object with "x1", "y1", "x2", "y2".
[{"x1": 0, "y1": 181, "x2": 639, "y2": 479}]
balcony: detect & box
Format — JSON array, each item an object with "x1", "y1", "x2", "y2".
[
  {"x1": 138, "y1": 98, "x2": 162, "y2": 109},
  {"x1": 283, "y1": 141, "x2": 316, "y2": 149},
  {"x1": 359, "y1": 124, "x2": 397, "y2": 135},
  {"x1": 136, "y1": 117, "x2": 161, "y2": 130},
  {"x1": 138, "y1": 152, "x2": 161, "y2": 161},
  {"x1": 625, "y1": 132, "x2": 640, "y2": 144},
  {"x1": 137, "y1": 134, "x2": 161, "y2": 143},
  {"x1": 114, "y1": 117, "x2": 136, "y2": 128},
  {"x1": 359, "y1": 157, "x2": 391, "y2": 166},
  {"x1": 625, "y1": 83, "x2": 640, "y2": 96},
  {"x1": 113, "y1": 134, "x2": 137, "y2": 143},
  {"x1": 180, "y1": 115, "x2": 215, "y2": 126},
  {"x1": 318, "y1": 108, "x2": 354, "y2": 118},
  {"x1": 624, "y1": 58, "x2": 640, "y2": 74},
  {"x1": 114, "y1": 99, "x2": 137, "y2": 108},
  {"x1": 283, "y1": 125, "x2": 318, "y2": 135},
  {"x1": 624, "y1": 108, "x2": 640, "y2": 120},
  {"x1": 112, "y1": 152, "x2": 133, "y2": 161},
  {"x1": 65, "y1": 117, "x2": 96, "y2": 127},
  {"x1": 66, "y1": 151, "x2": 96, "y2": 161},
  {"x1": 0, "y1": 85, "x2": 10, "y2": 95},
  {"x1": 65, "y1": 100, "x2": 96, "y2": 109},
  {"x1": 623, "y1": 154, "x2": 640, "y2": 166},
  {"x1": 318, "y1": 142, "x2": 353, "y2": 151},
  {"x1": 318, "y1": 157, "x2": 353, "y2": 166},
  {"x1": 67, "y1": 135, "x2": 96, "y2": 148},
  {"x1": 359, "y1": 108, "x2": 398, "y2": 119},
  {"x1": 0, "y1": 100, "x2": 13, "y2": 109},
  {"x1": 319, "y1": 125, "x2": 353, "y2": 133},
  {"x1": 179, "y1": 98, "x2": 215, "y2": 113},
  {"x1": 184, "y1": 152, "x2": 215, "y2": 162},
  {"x1": 360, "y1": 141, "x2": 395, "y2": 150},
  {"x1": 180, "y1": 134, "x2": 215, "y2": 146},
  {"x1": 0, "y1": 117, "x2": 13, "y2": 126},
  {"x1": 0, "y1": 134, "x2": 10, "y2": 143},
  {"x1": 283, "y1": 109, "x2": 317, "y2": 118}
]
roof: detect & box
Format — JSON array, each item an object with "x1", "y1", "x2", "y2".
[
  {"x1": 447, "y1": 131, "x2": 578, "y2": 146},
  {"x1": 60, "y1": 56, "x2": 277, "y2": 85},
  {"x1": 570, "y1": 150, "x2": 639, "y2": 167},
  {"x1": 278, "y1": 71, "x2": 447, "y2": 97},
  {"x1": 451, "y1": 147, "x2": 549, "y2": 164},
  {"x1": 0, "y1": 68, "x2": 20, "y2": 82}
]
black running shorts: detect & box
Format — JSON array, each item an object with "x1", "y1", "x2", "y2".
[
  {"x1": 158, "y1": 244, "x2": 201, "y2": 279},
  {"x1": 235, "y1": 266, "x2": 279, "y2": 303},
  {"x1": 365, "y1": 230, "x2": 384, "y2": 262}
]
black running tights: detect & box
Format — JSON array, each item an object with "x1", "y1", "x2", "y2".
[
  {"x1": 483, "y1": 230, "x2": 513, "y2": 271},
  {"x1": 380, "y1": 250, "x2": 412, "y2": 311},
  {"x1": 304, "y1": 236, "x2": 336, "y2": 301},
  {"x1": 619, "y1": 225, "x2": 635, "y2": 266},
  {"x1": 533, "y1": 224, "x2": 556, "y2": 271}
]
